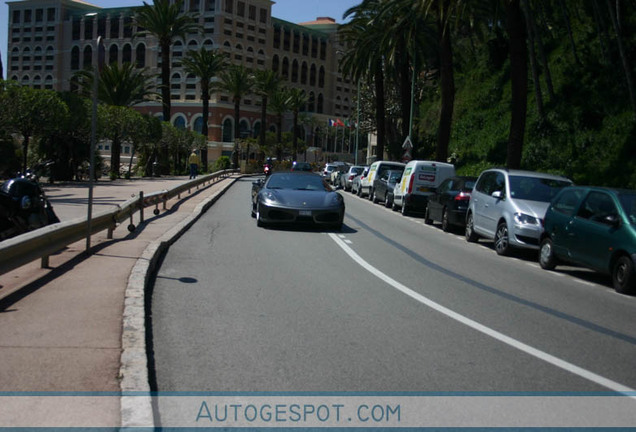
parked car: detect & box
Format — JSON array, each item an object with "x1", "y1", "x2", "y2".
[
  {"x1": 339, "y1": 165, "x2": 367, "y2": 191},
  {"x1": 360, "y1": 160, "x2": 405, "y2": 198},
  {"x1": 251, "y1": 172, "x2": 345, "y2": 230},
  {"x1": 465, "y1": 168, "x2": 573, "y2": 255},
  {"x1": 393, "y1": 160, "x2": 456, "y2": 216},
  {"x1": 330, "y1": 163, "x2": 350, "y2": 186},
  {"x1": 424, "y1": 176, "x2": 477, "y2": 232},
  {"x1": 539, "y1": 186, "x2": 636, "y2": 294},
  {"x1": 372, "y1": 169, "x2": 404, "y2": 207},
  {"x1": 352, "y1": 167, "x2": 369, "y2": 195},
  {"x1": 321, "y1": 163, "x2": 344, "y2": 181},
  {"x1": 291, "y1": 161, "x2": 312, "y2": 172}
]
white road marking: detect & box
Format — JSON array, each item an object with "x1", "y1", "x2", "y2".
[{"x1": 328, "y1": 232, "x2": 636, "y2": 396}]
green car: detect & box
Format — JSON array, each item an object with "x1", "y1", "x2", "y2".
[{"x1": 539, "y1": 186, "x2": 636, "y2": 294}]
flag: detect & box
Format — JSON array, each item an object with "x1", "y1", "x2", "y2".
[
  {"x1": 335, "y1": 118, "x2": 345, "y2": 127},
  {"x1": 328, "y1": 119, "x2": 336, "y2": 127}
]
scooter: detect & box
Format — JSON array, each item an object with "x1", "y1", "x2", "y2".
[{"x1": 0, "y1": 162, "x2": 60, "y2": 241}]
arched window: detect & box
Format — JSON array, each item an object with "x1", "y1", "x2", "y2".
[
  {"x1": 272, "y1": 55, "x2": 279, "y2": 73},
  {"x1": 318, "y1": 66, "x2": 325, "y2": 88},
  {"x1": 71, "y1": 46, "x2": 80, "y2": 70},
  {"x1": 301, "y1": 62, "x2": 308, "y2": 85},
  {"x1": 308, "y1": 92, "x2": 315, "y2": 112},
  {"x1": 310, "y1": 64, "x2": 316, "y2": 86},
  {"x1": 109, "y1": 44, "x2": 118, "y2": 64},
  {"x1": 317, "y1": 94, "x2": 324, "y2": 114},
  {"x1": 135, "y1": 44, "x2": 146, "y2": 68},
  {"x1": 282, "y1": 57, "x2": 289, "y2": 79},
  {"x1": 122, "y1": 43, "x2": 132, "y2": 63},
  {"x1": 222, "y1": 118, "x2": 233, "y2": 142},
  {"x1": 173, "y1": 115, "x2": 186, "y2": 129},
  {"x1": 83, "y1": 45, "x2": 93, "y2": 69},
  {"x1": 239, "y1": 119, "x2": 250, "y2": 138},
  {"x1": 291, "y1": 59, "x2": 299, "y2": 83},
  {"x1": 193, "y1": 116, "x2": 204, "y2": 134},
  {"x1": 252, "y1": 121, "x2": 261, "y2": 138}
]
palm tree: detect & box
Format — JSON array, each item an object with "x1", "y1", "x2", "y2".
[
  {"x1": 285, "y1": 88, "x2": 308, "y2": 160},
  {"x1": 134, "y1": 0, "x2": 200, "y2": 122},
  {"x1": 269, "y1": 87, "x2": 291, "y2": 161},
  {"x1": 252, "y1": 69, "x2": 281, "y2": 156},
  {"x1": 341, "y1": 0, "x2": 388, "y2": 162},
  {"x1": 74, "y1": 62, "x2": 157, "y2": 177},
  {"x1": 380, "y1": 0, "x2": 456, "y2": 163},
  {"x1": 217, "y1": 65, "x2": 254, "y2": 168},
  {"x1": 182, "y1": 47, "x2": 226, "y2": 171}
]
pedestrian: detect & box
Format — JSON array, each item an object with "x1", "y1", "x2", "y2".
[{"x1": 189, "y1": 149, "x2": 200, "y2": 179}]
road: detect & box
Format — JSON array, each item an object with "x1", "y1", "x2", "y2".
[{"x1": 150, "y1": 176, "x2": 636, "y2": 422}]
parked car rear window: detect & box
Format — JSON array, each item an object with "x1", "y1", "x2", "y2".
[
  {"x1": 509, "y1": 176, "x2": 571, "y2": 202},
  {"x1": 618, "y1": 192, "x2": 636, "y2": 224}
]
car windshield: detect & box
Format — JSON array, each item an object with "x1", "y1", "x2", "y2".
[
  {"x1": 618, "y1": 192, "x2": 636, "y2": 224},
  {"x1": 508, "y1": 176, "x2": 571, "y2": 202},
  {"x1": 266, "y1": 174, "x2": 328, "y2": 191},
  {"x1": 352, "y1": 167, "x2": 364, "y2": 175}
]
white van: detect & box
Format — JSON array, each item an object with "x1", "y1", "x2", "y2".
[
  {"x1": 392, "y1": 160, "x2": 456, "y2": 215},
  {"x1": 359, "y1": 160, "x2": 405, "y2": 198}
]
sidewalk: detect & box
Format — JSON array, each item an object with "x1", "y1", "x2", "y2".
[{"x1": 0, "y1": 175, "x2": 238, "y2": 427}]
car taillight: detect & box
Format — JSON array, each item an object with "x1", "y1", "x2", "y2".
[
  {"x1": 455, "y1": 191, "x2": 471, "y2": 201},
  {"x1": 348, "y1": 175, "x2": 355, "y2": 180},
  {"x1": 407, "y1": 175, "x2": 415, "y2": 194}
]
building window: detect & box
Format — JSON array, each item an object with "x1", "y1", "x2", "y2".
[
  {"x1": 123, "y1": 43, "x2": 132, "y2": 63},
  {"x1": 47, "y1": 8, "x2": 55, "y2": 21},
  {"x1": 109, "y1": 44, "x2": 118, "y2": 64},
  {"x1": 225, "y1": 0, "x2": 233, "y2": 14},
  {"x1": 110, "y1": 15, "x2": 120, "y2": 38},
  {"x1": 84, "y1": 17, "x2": 94, "y2": 39},
  {"x1": 259, "y1": 8, "x2": 266, "y2": 23},
  {"x1": 237, "y1": 1, "x2": 245, "y2": 17},
  {"x1": 249, "y1": 5, "x2": 256, "y2": 20},
  {"x1": 35, "y1": 9, "x2": 43, "y2": 22},
  {"x1": 12, "y1": 10, "x2": 20, "y2": 24},
  {"x1": 136, "y1": 44, "x2": 146, "y2": 68}
]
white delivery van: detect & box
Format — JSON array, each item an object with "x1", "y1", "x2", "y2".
[
  {"x1": 392, "y1": 160, "x2": 456, "y2": 215},
  {"x1": 359, "y1": 160, "x2": 405, "y2": 198}
]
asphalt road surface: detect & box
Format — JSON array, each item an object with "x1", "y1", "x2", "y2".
[{"x1": 151, "y1": 177, "x2": 636, "y2": 396}]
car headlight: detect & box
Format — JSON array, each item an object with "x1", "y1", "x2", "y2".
[
  {"x1": 262, "y1": 191, "x2": 277, "y2": 203},
  {"x1": 514, "y1": 212, "x2": 540, "y2": 225},
  {"x1": 330, "y1": 193, "x2": 343, "y2": 206}
]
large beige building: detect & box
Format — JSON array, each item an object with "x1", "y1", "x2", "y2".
[{"x1": 6, "y1": 0, "x2": 357, "y2": 162}]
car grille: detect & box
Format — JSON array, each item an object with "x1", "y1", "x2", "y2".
[{"x1": 268, "y1": 210, "x2": 295, "y2": 221}]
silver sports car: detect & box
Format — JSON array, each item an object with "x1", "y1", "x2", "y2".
[{"x1": 251, "y1": 172, "x2": 345, "y2": 230}]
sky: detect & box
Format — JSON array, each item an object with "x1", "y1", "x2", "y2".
[{"x1": 0, "y1": 0, "x2": 360, "y2": 79}]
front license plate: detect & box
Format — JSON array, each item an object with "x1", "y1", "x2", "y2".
[{"x1": 299, "y1": 210, "x2": 312, "y2": 216}]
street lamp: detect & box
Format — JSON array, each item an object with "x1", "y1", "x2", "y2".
[{"x1": 86, "y1": 30, "x2": 105, "y2": 250}]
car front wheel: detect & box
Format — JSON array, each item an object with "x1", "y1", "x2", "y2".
[
  {"x1": 539, "y1": 237, "x2": 557, "y2": 270},
  {"x1": 441, "y1": 208, "x2": 450, "y2": 232},
  {"x1": 613, "y1": 255, "x2": 636, "y2": 294},
  {"x1": 494, "y1": 222, "x2": 511, "y2": 256}
]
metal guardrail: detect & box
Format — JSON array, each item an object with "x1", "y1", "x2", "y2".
[{"x1": 0, "y1": 169, "x2": 235, "y2": 276}]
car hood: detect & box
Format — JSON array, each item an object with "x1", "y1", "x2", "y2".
[
  {"x1": 513, "y1": 199, "x2": 550, "y2": 218},
  {"x1": 262, "y1": 189, "x2": 341, "y2": 208}
]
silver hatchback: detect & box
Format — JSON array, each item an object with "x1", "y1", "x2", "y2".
[{"x1": 465, "y1": 169, "x2": 572, "y2": 255}]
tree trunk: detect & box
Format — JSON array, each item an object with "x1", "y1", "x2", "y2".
[
  {"x1": 21, "y1": 135, "x2": 30, "y2": 175},
  {"x1": 606, "y1": 0, "x2": 636, "y2": 113},
  {"x1": 558, "y1": 0, "x2": 580, "y2": 65},
  {"x1": 160, "y1": 41, "x2": 171, "y2": 175},
  {"x1": 526, "y1": 0, "x2": 555, "y2": 99},
  {"x1": 201, "y1": 85, "x2": 210, "y2": 172},
  {"x1": 292, "y1": 111, "x2": 298, "y2": 159},
  {"x1": 521, "y1": 0, "x2": 544, "y2": 118},
  {"x1": 505, "y1": 0, "x2": 528, "y2": 170},
  {"x1": 232, "y1": 100, "x2": 240, "y2": 168},
  {"x1": 111, "y1": 136, "x2": 121, "y2": 178},
  {"x1": 374, "y1": 60, "x2": 386, "y2": 162},
  {"x1": 437, "y1": 0, "x2": 455, "y2": 164}
]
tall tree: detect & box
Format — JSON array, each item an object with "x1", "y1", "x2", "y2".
[
  {"x1": 134, "y1": 0, "x2": 200, "y2": 122},
  {"x1": 285, "y1": 88, "x2": 308, "y2": 160},
  {"x1": 253, "y1": 69, "x2": 281, "y2": 158},
  {"x1": 2, "y1": 86, "x2": 68, "y2": 174},
  {"x1": 182, "y1": 47, "x2": 226, "y2": 171},
  {"x1": 217, "y1": 65, "x2": 254, "y2": 168},
  {"x1": 269, "y1": 87, "x2": 291, "y2": 161},
  {"x1": 341, "y1": 0, "x2": 389, "y2": 162},
  {"x1": 505, "y1": 0, "x2": 528, "y2": 169},
  {"x1": 74, "y1": 62, "x2": 157, "y2": 177}
]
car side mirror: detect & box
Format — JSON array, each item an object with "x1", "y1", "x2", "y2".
[
  {"x1": 253, "y1": 179, "x2": 263, "y2": 187},
  {"x1": 604, "y1": 214, "x2": 620, "y2": 227},
  {"x1": 492, "y1": 190, "x2": 504, "y2": 200}
]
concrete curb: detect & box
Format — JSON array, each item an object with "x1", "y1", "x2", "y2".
[{"x1": 119, "y1": 176, "x2": 239, "y2": 428}]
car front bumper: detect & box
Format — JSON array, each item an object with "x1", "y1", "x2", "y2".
[{"x1": 258, "y1": 202, "x2": 344, "y2": 226}]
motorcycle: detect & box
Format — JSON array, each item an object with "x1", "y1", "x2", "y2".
[
  {"x1": 263, "y1": 164, "x2": 272, "y2": 177},
  {"x1": 0, "y1": 162, "x2": 60, "y2": 241}
]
